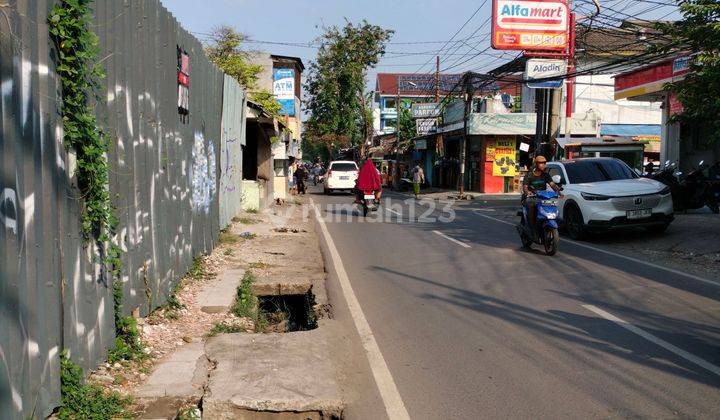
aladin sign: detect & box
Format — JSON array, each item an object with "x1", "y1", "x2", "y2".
[{"x1": 492, "y1": 0, "x2": 569, "y2": 51}]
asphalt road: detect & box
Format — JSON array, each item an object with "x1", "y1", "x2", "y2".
[{"x1": 309, "y1": 186, "x2": 720, "y2": 420}]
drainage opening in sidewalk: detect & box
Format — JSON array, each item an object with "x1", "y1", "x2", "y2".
[{"x1": 257, "y1": 292, "x2": 318, "y2": 333}]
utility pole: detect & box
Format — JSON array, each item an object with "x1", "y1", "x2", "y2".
[
  {"x1": 458, "y1": 73, "x2": 472, "y2": 198},
  {"x1": 435, "y1": 56, "x2": 440, "y2": 102},
  {"x1": 565, "y1": 5, "x2": 577, "y2": 139},
  {"x1": 394, "y1": 87, "x2": 401, "y2": 190}
]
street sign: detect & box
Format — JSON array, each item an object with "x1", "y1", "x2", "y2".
[
  {"x1": 416, "y1": 118, "x2": 437, "y2": 135},
  {"x1": 491, "y1": 0, "x2": 569, "y2": 51},
  {"x1": 524, "y1": 58, "x2": 567, "y2": 89},
  {"x1": 411, "y1": 103, "x2": 441, "y2": 119}
]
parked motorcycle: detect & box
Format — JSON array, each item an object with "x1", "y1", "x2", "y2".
[
  {"x1": 516, "y1": 189, "x2": 560, "y2": 256},
  {"x1": 649, "y1": 160, "x2": 719, "y2": 213}
]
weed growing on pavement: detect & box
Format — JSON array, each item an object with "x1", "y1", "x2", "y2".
[
  {"x1": 207, "y1": 322, "x2": 246, "y2": 337},
  {"x1": 177, "y1": 407, "x2": 202, "y2": 420},
  {"x1": 219, "y1": 230, "x2": 241, "y2": 244},
  {"x1": 232, "y1": 271, "x2": 257, "y2": 319},
  {"x1": 246, "y1": 208, "x2": 259, "y2": 214},
  {"x1": 247, "y1": 261, "x2": 272, "y2": 270},
  {"x1": 223, "y1": 248, "x2": 234, "y2": 256},
  {"x1": 187, "y1": 255, "x2": 209, "y2": 280},
  {"x1": 231, "y1": 271, "x2": 270, "y2": 332},
  {"x1": 59, "y1": 350, "x2": 130, "y2": 419}
]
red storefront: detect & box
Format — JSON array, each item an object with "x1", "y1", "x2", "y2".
[{"x1": 614, "y1": 55, "x2": 706, "y2": 170}]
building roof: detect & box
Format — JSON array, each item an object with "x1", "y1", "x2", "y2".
[{"x1": 271, "y1": 54, "x2": 305, "y2": 72}]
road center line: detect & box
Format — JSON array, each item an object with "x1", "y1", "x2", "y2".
[
  {"x1": 473, "y1": 211, "x2": 720, "y2": 288},
  {"x1": 583, "y1": 304, "x2": 720, "y2": 378},
  {"x1": 432, "y1": 230, "x2": 471, "y2": 248},
  {"x1": 310, "y1": 199, "x2": 411, "y2": 420}
]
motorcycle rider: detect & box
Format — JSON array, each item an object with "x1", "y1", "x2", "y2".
[
  {"x1": 355, "y1": 153, "x2": 382, "y2": 204},
  {"x1": 522, "y1": 155, "x2": 563, "y2": 229}
]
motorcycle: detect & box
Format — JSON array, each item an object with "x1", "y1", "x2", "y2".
[
  {"x1": 516, "y1": 190, "x2": 560, "y2": 256},
  {"x1": 650, "y1": 160, "x2": 718, "y2": 213},
  {"x1": 359, "y1": 190, "x2": 379, "y2": 217}
]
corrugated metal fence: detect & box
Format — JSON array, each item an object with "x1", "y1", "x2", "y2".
[{"x1": 0, "y1": 0, "x2": 246, "y2": 418}]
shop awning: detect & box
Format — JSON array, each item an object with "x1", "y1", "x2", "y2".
[{"x1": 601, "y1": 124, "x2": 661, "y2": 137}]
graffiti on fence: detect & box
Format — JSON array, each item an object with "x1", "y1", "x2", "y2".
[{"x1": 191, "y1": 131, "x2": 217, "y2": 213}]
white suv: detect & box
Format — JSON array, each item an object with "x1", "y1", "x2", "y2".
[
  {"x1": 545, "y1": 158, "x2": 674, "y2": 239},
  {"x1": 324, "y1": 161, "x2": 359, "y2": 194}
]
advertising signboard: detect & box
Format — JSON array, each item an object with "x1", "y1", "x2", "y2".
[
  {"x1": 492, "y1": 0, "x2": 569, "y2": 51},
  {"x1": 411, "y1": 103, "x2": 441, "y2": 119},
  {"x1": 416, "y1": 118, "x2": 438, "y2": 135},
  {"x1": 524, "y1": 58, "x2": 567, "y2": 89},
  {"x1": 273, "y1": 68, "x2": 295, "y2": 116},
  {"x1": 492, "y1": 138, "x2": 517, "y2": 177}
]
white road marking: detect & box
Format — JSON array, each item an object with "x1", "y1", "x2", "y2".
[
  {"x1": 583, "y1": 304, "x2": 720, "y2": 378},
  {"x1": 473, "y1": 212, "x2": 720, "y2": 288},
  {"x1": 385, "y1": 207, "x2": 402, "y2": 216},
  {"x1": 432, "y1": 230, "x2": 471, "y2": 248},
  {"x1": 310, "y1": 199, "x2": 411, "y2": 420}
]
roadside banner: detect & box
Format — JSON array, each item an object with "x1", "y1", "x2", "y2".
[
  {"x1": 492, "y1": 138, "x2": 517, "y2": 176},
  {"x1": 491, "y1": 0, "x2": 569, "y2": 51}
]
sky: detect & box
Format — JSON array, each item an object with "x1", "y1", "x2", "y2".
[{"x1": 162, "y1": 0, "x2": 682, "y2": 96}]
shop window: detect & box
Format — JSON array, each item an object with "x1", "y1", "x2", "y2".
[{"x1": 384, "y1": 98, "x2": 397, "y2": 110}]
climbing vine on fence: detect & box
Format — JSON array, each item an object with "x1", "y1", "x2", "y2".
[
  {"x1": 49, "y1": 0, "x2": 143, "y2": 365},
  {"x1": 48, "y1": 0, "x2": 121, "y2": 270}
]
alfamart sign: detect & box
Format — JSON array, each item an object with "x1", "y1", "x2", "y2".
[{"x1": 492, "y1": 0, "x2": 569, "y2": 51}]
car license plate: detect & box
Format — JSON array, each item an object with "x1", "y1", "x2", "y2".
[
  {"x1": 363, "y1": 194, "x2": 375, "y2": 200},
  {"x1": 340, "y1": 176, "x2": 349, "y2": 180},
  {"x1": 627, "y1": 208, "x2": 651, "y2": 219}
]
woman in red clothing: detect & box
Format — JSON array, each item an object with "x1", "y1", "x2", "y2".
[{"x1": 355, "y1": 154, "x2": 383, "y2": 203}]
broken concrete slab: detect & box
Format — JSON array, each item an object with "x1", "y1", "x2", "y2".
[
  {"x1": 135, "y1": 343, "x2": 209, "y2": 419},
  {"x1": 252, "y1": 266, "x2": 324, "y2": 297},
  {"x1": 197, "y1": 268, "x2": 244, "y2": 313},
  {"x1": 136, "y1": 342, "x2": 208, "y2": 399},
  {"x1": 203, "y1": 329, "x2": 344, "y2": 419}
]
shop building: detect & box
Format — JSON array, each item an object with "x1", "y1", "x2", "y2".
[{"x1": 614, "y1": 55, "x2": 720, "y2": 172}]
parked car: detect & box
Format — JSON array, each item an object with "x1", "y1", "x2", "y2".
[
  {"x1": 324, "y1": 161, "x2": 359, "y2": 194},
  {"x1": 545, "y1": 158, "x2": 674, "y2": 239}
]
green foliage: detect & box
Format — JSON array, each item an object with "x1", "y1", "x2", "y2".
[
  {"x1": 108, "y1": 281, "x2": 146, "y2": 364},
  {"x1": 187, "y1": 255, "x2": 208, "y2": 279},
  {"x1": 230, "y1": 271, "x2": 269, "y2": 332},
  {"x1": 658, "y1": 0, "x2": 720, "y2": 141},
  {"x1": 250, "y1": 89, "x2": 283, "y2": 119},
  {"x1": 48, "y1": 1, "x2": 121, "y2": 267},
  {"x1": 207, "y1": 322, "x2": 246, "y2": 337},
  {"x1": 304, "y1": 21, "x2": 393, "y2": 155},
  {"x1": 59, "y1": 350, "x2": 129, "y2": 419},
  {"x1": 398, "y1": 102, "x2": 416, "y2": 149},
  {"x1": 204, "y1": 26, "x2": 282, "y2": 119}
]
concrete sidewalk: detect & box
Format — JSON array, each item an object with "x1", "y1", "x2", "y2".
[{"x1": 130, "y1": 198, "x2": 341, "y2": 419}]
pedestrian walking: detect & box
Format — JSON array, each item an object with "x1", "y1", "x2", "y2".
[
  {"x1": 412, "y1": 162, "x2": 425, "y2": 199},
  {"x1": 289, "y1": 160, "x2": 297, "y2": 195}
]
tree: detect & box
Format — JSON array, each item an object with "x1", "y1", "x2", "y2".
[
  {"x1": 204, "y1": 26, "x2": 281, "y2": 117},
  {"x1": 304, "y1": 21, "x2": 393, "y2": 157},
  {"x1": 398, "y1": 101, "x2": 416, "y2": 151},
  {"x1": 659, "y1": 0, "x2": 720, "y2": 141}
]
